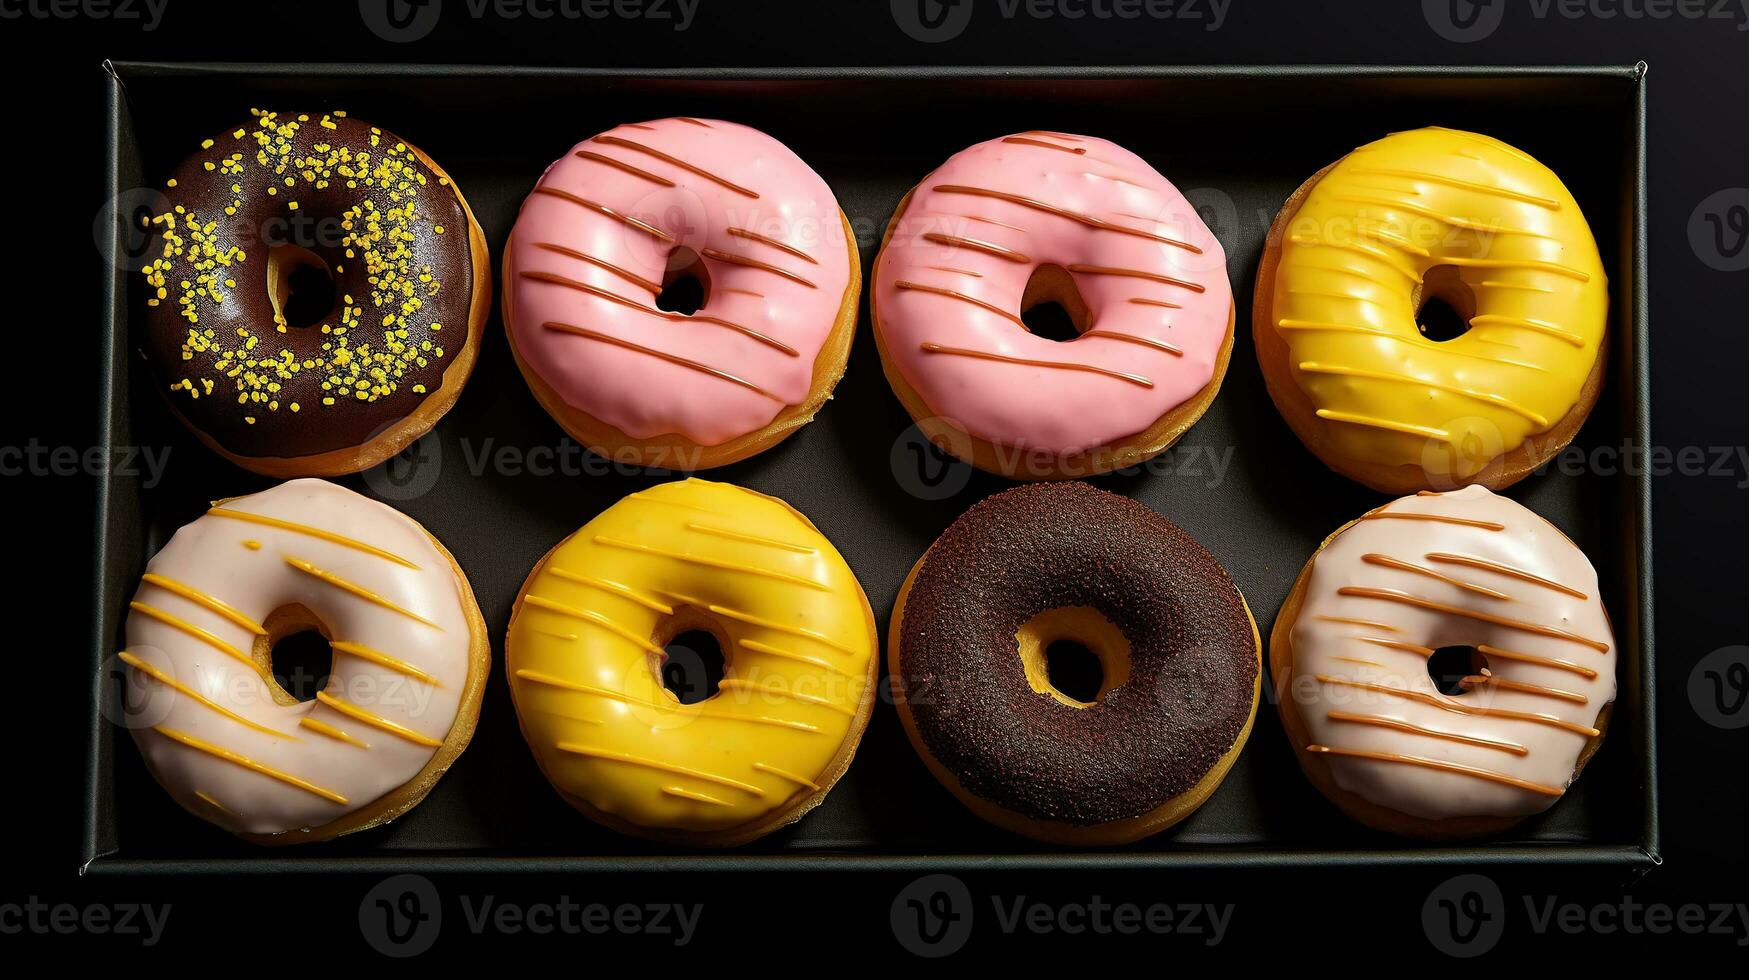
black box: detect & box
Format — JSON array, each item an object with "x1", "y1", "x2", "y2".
[{"x1": 88, "y1": 63, "x2": 1655, "y2": 873}]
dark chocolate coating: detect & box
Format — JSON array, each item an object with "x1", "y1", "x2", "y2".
[
  {"x1": 138, "y1": 112, "x2": 475, "y2": 459},
  {"x1": 897, "y1": 481, "x2": 1256, "y2": 827}
]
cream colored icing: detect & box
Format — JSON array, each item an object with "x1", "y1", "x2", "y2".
[
  {"x1": 121, "y1": 479, "x2": 475, "y2": 836},
  {"x1": 1291, "y1": 486, "x2": 1616, "y2": 821}
]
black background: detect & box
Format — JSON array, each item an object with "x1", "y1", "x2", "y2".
[{"x1": 7, "y1": 0, "x2": 1747, "y2": 962}]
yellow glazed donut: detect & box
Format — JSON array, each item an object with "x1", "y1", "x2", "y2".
[
  {"x1": 1254, "y1": 127, "x2": 1608, "y2": 494},
  {"x1": 505, "y1": 479, "x2": 878, "y2": 846}
]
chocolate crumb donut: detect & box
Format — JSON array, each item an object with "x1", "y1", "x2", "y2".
[
  {"x1": 138, "y1": 109, "x2": 490, "y2": 476},
  {"x1": 889, "y1": 481, "x2": 1260, "y2": 844}
]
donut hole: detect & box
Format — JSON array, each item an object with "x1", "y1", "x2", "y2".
[
  {"x1": 1426, "y1": 644, "x2": 1490, "y2": 697},
  {"x1": 1016, "y1": 606, "x2": 1131, "y2": 709},
  {"x1": 1019, "y1": 264, "x2": 1092, "y2": 342},
  {"x1": 1414, "y1": 264, "x2": 1477, "y2": 343},
  {"x1": 1043, "y1": 641, "x2": 1105, "y2": 704},
  {"x1": 266, "y1": 242, "x2": 337, "y2": 329},
  {"x1": 650, "y1": 608, "x2": 730, "y2": 705},
  {"x1": 255, "y1": 605, "x2": 334, "y2": 705},
  {"x1": 655, "y1": 247, "x2": 711, "y2": 316}
]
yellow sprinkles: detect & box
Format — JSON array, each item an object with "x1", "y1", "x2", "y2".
[{"x1": 144, "y1": 109, "x2": 456, "y2": 414}]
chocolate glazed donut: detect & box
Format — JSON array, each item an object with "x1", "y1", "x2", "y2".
[
  {"x1": 138, "y1": 110, "x2": 489, "y2": 476},
  {"x1": 889, "y1": 482, "x2": 1261, "y2": 845}
]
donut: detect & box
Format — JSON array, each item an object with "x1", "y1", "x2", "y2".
[
  {"x1": 871, "y1": 132, "x2": 1234, "y2": 480},
  {"x1": 1271, "y1": 485, "x2": 1617, "y2": 837},
  {"x1": 140, "y1": 110, "x2": 490, "y2": 477},
  {"x1": 1254, "y1": 126, "x2": 1608, "y2": 494},
  {"x1": 505, "y1": 479, "x2": 878, "y2": 846},
  {"x1": 118, "y1": 479, "x2": 490, "y2": 844},
  {"x1": 889, "y1": 482, "x2": 1260, "y2": 844},
  {"x1": 503, "y1": 118, "x2": 860, "y2": 470}
]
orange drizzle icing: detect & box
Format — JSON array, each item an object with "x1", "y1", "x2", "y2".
[
  {"x1": 119, "y1": 651, "x2": 290, "y2": 739},
  {"x1": 591, "y1": 536, "x2": 830, "y2": 591},
  {"x1": 1459, "y1": 674, "x2": 1589, "y2": 705},
  {"x1": 1316, "y1": 615, "x2": 1400, "y2": 632},
  {"x1": 555, "y1": 742, "x2": 766, "y2": 795},
  {"x1": 128, "y1": 602, "x2": 256, "y2": 670},
  {"x1": 593, "y1": 134, "x2": 759, "y2": 198},
  {"x1": 717, "y1": 678, "x2": 857, "y2": 716},
  {"x1": 153, "y1": 726, "x2": 347, "y2": 804},
  {"x1": 205, "y1": 508, "x2": 420, "y2": 568},
  {"x1": 298, "y1": 716, "x2": 370, "y2": 749},
  {"x1": 515, "y1": 669, "x2": 821, "y2": 734},
  {"x1": 329, "y1": 640, "x2": 441, "y2": 686},
  {"x1": 919, "y1": 342, "x2": 1153, "y2": 388},
  {"x1": 521, "y1": 270, "x2": 797, "y2": 354},
  {"x1": 738, "y1": 638, "x2": 856, "y2": 677},
  {"x1": 544, "y1": 567, "x2": 675, "y2": 614},
  {"x1": 1325, "y1": 710, "x2": 1529, "y2": 755},
  {"x1": 572, "y1": 149, "x2": 676, "y2": 187},
  {"x1": 520, "y1": 594, "x2": 664, "y2": 654},
  {"x1": 531, "y1": 241, "x2": 663, "y2": 294},
  {"x1": 1359, "y1": 511, "x2": 1506, "y2": 531},
  {"x1": 700, "y1": 247, "x2": 817, "y2": 288},
  {"x1": 532, "y1": 186, "x2": 676, "y2": 243},
  {"x1": 752, "y1": 761, "x2": 821, "y2": 791},
  {"x1": 933, "y1": 184, "x2": 1202, "y2": 253},
  {"x1": 1337, "y1": 587, "x2": 1610, "y2": 652},
  {"x1": 1313, "y1": 674, "x2": 1599, "y2": 737},
  {"x1": 541, "y1": 321, "x2": 780, "y2": 401},
  {"x1": 285, "y1": 557, "x2": 440, "y2": 628},
  {"x1": 140, "y1": 573, "x2": 266, "y2": 635},
  {"x1": 1066, "y1": 263, "x2": 1204, "y2": 292},
  {"x1": 1426, "y1": 553, "x2": 1588, "y2": 600},
  {"x1": 726, "y1": 227, "x2": 818, "y2": 264},
  {"x1": 1001, "y1": 136, "x2": 1086, "y2": 154},
  {"x1": 921, "y1": 232, "x2": 1030, "y2": 263},
  {"x1": 1475, "y1": 643, "x2": 1598, "y2": 679},
  {"x1": 895, "y1": 280, "x2": 1023, "y2": 327},
  {"x1": 1360, "y1": 553, "x2": 1511, "y2": 600},
  {"x1": 1307, "y1": 744, "x2": 1562, "y2": 796},
  {"x1": 1080, "y1": 330, "x2": 1184, "y2": 356},
  {"x1": 685, "y1": 522, "x2": 816, "y2": 554},
  {"x1": 315, "y1": 691, "x2": 442, "y2": 748}
]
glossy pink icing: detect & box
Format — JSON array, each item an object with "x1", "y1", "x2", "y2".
[
  {"x1": 505, "y1": 118, "x2": 853, "y2": 446},
  {"x1": 872, "y1": 133, "x2": 1232, "y2": 456},
  {"x1": 1292, "y1": 486, "x2": 1617, "y2": 821},
  {"x1": 123, "y1": 480, "x2": 476, "y2": 836}
]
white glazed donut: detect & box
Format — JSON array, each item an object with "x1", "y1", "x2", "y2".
[
  {"x1": 1272, "y1": 485, "x2": 1616, "y2": 837},
  {"x1": 119, "y1": 479, "x2": 489, "y2": 844}
]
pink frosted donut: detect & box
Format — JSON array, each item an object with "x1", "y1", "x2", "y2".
[
  {"x1": 872, "y1": 132, "x2": 1234, "y2": 479},
  {"x1": 503, "y1": 118, "x2": 860, "y2": 470}
]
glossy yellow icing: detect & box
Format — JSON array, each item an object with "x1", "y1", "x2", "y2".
[
  {"x1": 1269, "y1": 127, "x2": 1607, "y2": 479},
  {"x1": 506, "y1": 479, "x2": 875, "y2": 835}
]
